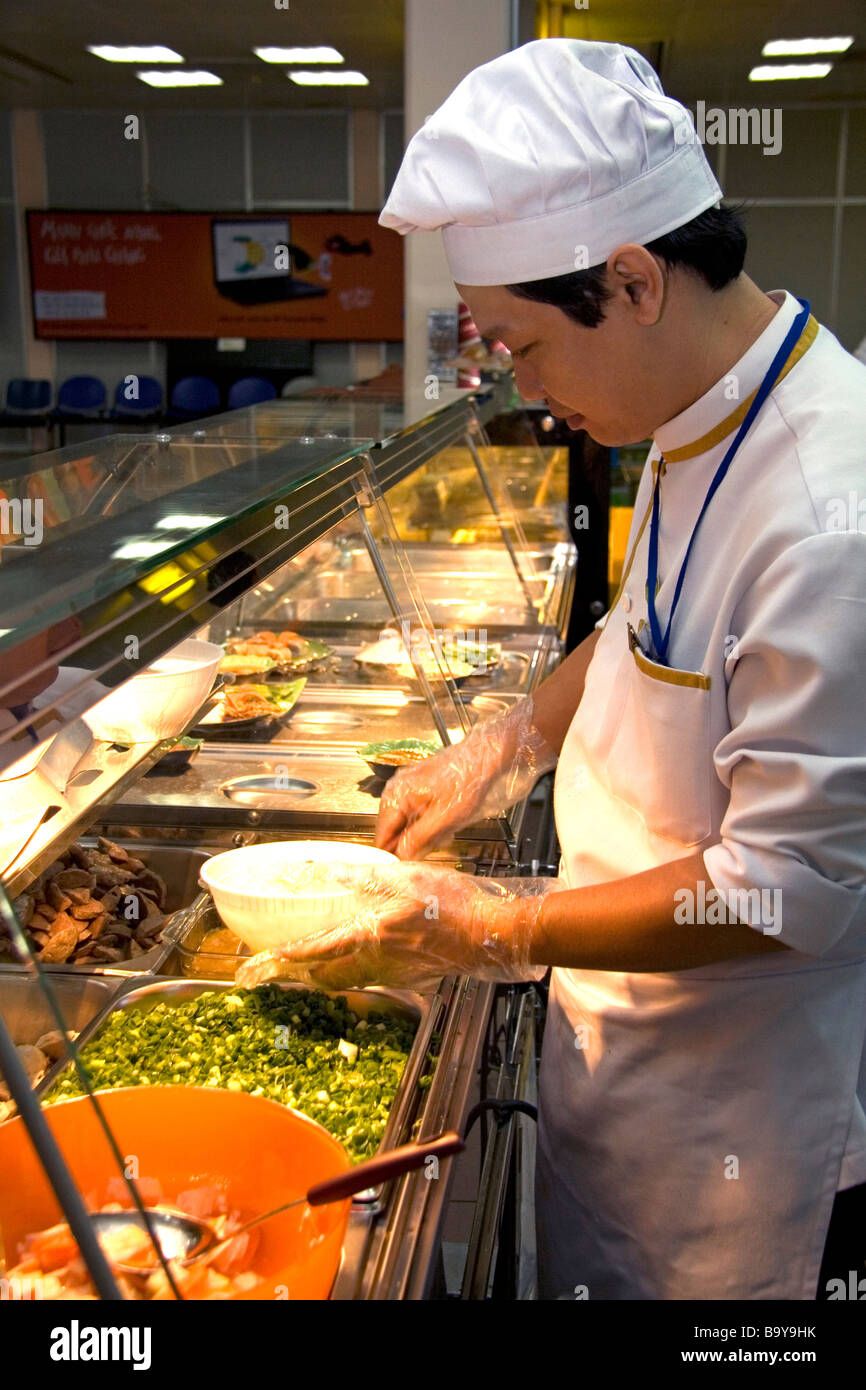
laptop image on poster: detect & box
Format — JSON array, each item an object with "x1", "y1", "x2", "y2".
[{"x1": 212, "y1": 218, "x2": 327, "y2": 305}]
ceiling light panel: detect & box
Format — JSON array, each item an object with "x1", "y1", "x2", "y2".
[
  {"x1": 749, "y1": 63, "x2": 833, "y2": 80},
  {"x1": 254, "y1": 46, "x2": 344, "y2": 63},
  {"x1": 137, "y1": 70, "x2": 223, "y2": 87},
  {"x1": 288, "y1": 70, "x2": 369, "y2": 86},
  {"x1": 88, "y1": 45, "x2": 183, "y2": 63},
  {"x1": 762, "y1": 37, "x2": 853, "y2": 57}
]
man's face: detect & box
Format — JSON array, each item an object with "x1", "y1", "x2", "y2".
[{"x1": 455, "y1": 280, "x2": 660, "y2": 446}]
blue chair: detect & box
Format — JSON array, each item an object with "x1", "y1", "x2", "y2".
[
  {"x1": 54, "y1": 375, "x2": 107, "y2": 418},
  {"x1": 3, "y1": 378, "x2": 53, "y2": 420},
  {"x1": 112, "y1": 375, "x2": 164, "y2": 419},
  {"x1": 169, "y1": 376, "x2": 221, "y2": 419},
  {"x1": 227, "y1": 376, "x2": 278, "y2": 410}
]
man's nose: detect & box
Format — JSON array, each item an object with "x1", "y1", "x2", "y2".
[{"x1": 513, "y1": 359, "x2": 544, "y2": 401}]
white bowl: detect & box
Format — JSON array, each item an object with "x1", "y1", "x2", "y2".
[
  {"x1": 199, "y1": 840, "x2": 397, "y2": 954},
  {"x1": 84, "y1": 639, "x2": 223, "y2": 744}
]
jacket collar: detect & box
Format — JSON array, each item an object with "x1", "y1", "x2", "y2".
[{"x1": 653, "y1": 290, "x2": 817, "y2": 463}]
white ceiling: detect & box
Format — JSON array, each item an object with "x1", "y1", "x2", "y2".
[{"x1": 0, "y1": 0, "x2": 405, "y2": 109}]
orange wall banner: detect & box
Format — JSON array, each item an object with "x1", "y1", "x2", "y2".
[{"x1": 26, "y1": 210, "x2": 403, "y2": 341}]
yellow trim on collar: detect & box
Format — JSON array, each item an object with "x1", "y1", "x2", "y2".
[
  {"x1": 631, "y1": 642, "x2": 711, "y2": 689},
  {"x1": 661, "y1": 314, "x2": 819, "y2": 464},
  {"x1": 600, "y1": 457, "x2": 661, "y2": 626}
]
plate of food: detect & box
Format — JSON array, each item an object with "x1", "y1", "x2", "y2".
[
  {"x1": 354, "y1": 632, "x2": 481, "y2": 685},
  {"x1": 357, "y1": 738, "x2": 441, "y2": 781},
  {"x1": 191, "y1": 679, "x2": 306, "y2": 740},
  {"x1": 220, "y1": 631, "x2": 334, "y2": 678},
  {"x1": 445, "y1": 636, "x2": 502, "y2": 672}
]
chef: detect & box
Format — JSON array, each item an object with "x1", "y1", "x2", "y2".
[{"x1": 265, "y1": 40, "x2": 866, "y2": 1300}]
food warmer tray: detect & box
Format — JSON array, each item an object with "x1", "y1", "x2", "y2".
[
  {"x1": 0, "y1": 843, "x2": 212, "y2": 976},
  {"x1": 32, "y1": 972, "x2": 494, "y2": 1298},
  {"x1": 0, "y1": 972, "x2": 125, "y2": 1053},
  {"x1": 98, "y1": 746, "x2": 526, "y2": 852},
  {"x1": 243, "y1": 544, "x2": 572, "y2": 636},
  {"x1": 210, "y1": 638, "x2": 558, "y2": 702},
  {"x1": 36, "y1": 976, "x2": 432, "y2": 1174}
]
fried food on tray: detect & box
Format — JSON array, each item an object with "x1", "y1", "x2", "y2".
[
  {"x1": 220, "y1": 631, "x2": 332, "y2": 678},
  {"x1": 219, "y1": 686, "x2": 279, "y2": 721},
  {"x1": 224, "y1": 630, "x2": 310, "y2": 666},
  {"x1": 1, "y1": 838, "x2": 168, "y2": 966}
]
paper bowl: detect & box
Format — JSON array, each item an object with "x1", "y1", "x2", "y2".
[
  {"x1": 85, "y1": 639, "x2": 223, "y2": 744},
  {"x1": 198, "y1": 839, "x2": 397, "y2": 954}
]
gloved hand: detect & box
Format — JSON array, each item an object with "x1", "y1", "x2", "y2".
[
  {"x1": 234, "y1": 862, "x2": 559, "y2": 993},
  {"x1": 375, "y1": 696, "x2": 557, "y2": 859}
]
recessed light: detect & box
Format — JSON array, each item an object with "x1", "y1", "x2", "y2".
[
  {"x1": 87, "y1": 45, "x2": 184, "y2": 63},
  {"x1": 254, "y1": 46, "x2": 344, "y2": 64},
  {"x1": 762, "y1": 37, "x2": 853, "y2": 57},
  {"x1": 137, "y1": 70, "x2": 223, "y2": 87},
  {"x1": 288, "y1": 70, "x2": 369, "y2": 86},
  {"x1": 749, "y1": 63, "x2": 833, "y2": 81}
]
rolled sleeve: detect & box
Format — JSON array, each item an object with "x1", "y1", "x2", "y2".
[{"x1": 703, "y1": 531, "x2": 866, "y2": 957}]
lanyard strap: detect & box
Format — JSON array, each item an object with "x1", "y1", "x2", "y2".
[
  {"x1": 646, "y1": 297, "x2": 811, "y2": 666},
  {"x1": 9, "y1": 702, "x2": 39, "y2": 746}
]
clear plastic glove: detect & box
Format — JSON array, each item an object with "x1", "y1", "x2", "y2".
[
  {"x1": 375, "y1": 696, "x2": 557, "y2": 859},
  {"x1": 234, "y1": 862, "x2": 559, "y2": 993}
]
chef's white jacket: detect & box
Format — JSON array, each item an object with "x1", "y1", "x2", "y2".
[{"x1": 538, "y1": 289, "x2": 866, "y2": 1299}]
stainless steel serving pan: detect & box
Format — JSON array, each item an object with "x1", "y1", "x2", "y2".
[
  {"x1": 0, "y1": 971, "x2": 124, "y2": 1048},
  {"x1": 1, "y1": 843, "x2": 212, "y2": 976},
  {"x1": 36, "y1": 976, "x2": 439, "y2": 1200}
]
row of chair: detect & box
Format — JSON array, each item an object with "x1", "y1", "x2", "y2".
[{"x1": 1, "y1": 374, "x2": 283, "y2": 427}]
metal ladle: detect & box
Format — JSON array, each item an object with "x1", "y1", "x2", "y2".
[{"x1": 89, "y1": 1131, "x2": 464, "y2": 1275}]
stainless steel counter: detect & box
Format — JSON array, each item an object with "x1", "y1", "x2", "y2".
[{"x1": 100, "y1": 742, "x2": 523, "y2": 850}]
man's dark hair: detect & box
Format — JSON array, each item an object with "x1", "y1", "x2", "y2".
[{"x1": 506, "y1": 204, "x2": 747, "y2": 329}]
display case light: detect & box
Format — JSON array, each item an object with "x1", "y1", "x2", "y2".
[
  {"x1": 87, "y1": 45, "x2": 183, "y2": 63},
  {"x1": 749, "y1": 63, "x2": 833, "y2": 81},
  {"x1": 762, "y1": 37, "x2": 853, "y2": 57}
]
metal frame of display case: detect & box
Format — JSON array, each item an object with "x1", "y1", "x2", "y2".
[
  {"x1": 0, "y1": 378, "x2": 555, "y2": 1303},
  {"x1": 167, "y1": 379, "x2": 567, "y2": 638}
]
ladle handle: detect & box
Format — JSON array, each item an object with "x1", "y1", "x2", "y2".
[{"x1": 307, "y1": 1131, "x2": 465, "y2": 1206}]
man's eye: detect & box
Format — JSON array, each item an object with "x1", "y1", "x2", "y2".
[{"x1": 512, "y1": 344, "x2": 534, "y2": 360}]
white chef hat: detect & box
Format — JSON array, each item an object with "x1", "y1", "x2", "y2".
[{"x1": 380, "y1": 38, "x2": 722, "y2": 286}]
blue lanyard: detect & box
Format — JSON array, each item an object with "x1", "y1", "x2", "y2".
[
  {"x1": 9, "y1": 702, "x2": 40, "y2": 746},
  {"x1": 645, "y1": 298, "x2": 811, "y2": 666}
]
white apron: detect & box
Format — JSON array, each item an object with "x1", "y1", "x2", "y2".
[{"x1": 536, "y1": 296, "x2": 866, "y2": 1301}]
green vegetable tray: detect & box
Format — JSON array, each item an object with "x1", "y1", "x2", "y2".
[{"x1": 38, "y1": 978, "x2": 436, "y2": 1169}]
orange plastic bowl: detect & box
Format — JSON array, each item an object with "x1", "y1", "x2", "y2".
[{"x1": 0, "y1": 1087, "x2": 352, "y2": 1300}]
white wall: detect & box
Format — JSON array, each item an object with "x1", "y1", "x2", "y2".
[{"x1": 401, "y1": 0, "x2": 513, "y2": 419}]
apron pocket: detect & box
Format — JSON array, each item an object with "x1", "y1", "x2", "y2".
[{"x1": 603, "y1": 642, "x2": 713, "y2": 846}]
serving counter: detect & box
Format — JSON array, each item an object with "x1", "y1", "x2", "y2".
[{"x1": 0, "y1": 378, "x2": 572, "y2": 1301}]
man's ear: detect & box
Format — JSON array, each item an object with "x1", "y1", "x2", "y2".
[{"x1": 606, "y1": 244, "x2": 665, "y2": 325}]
